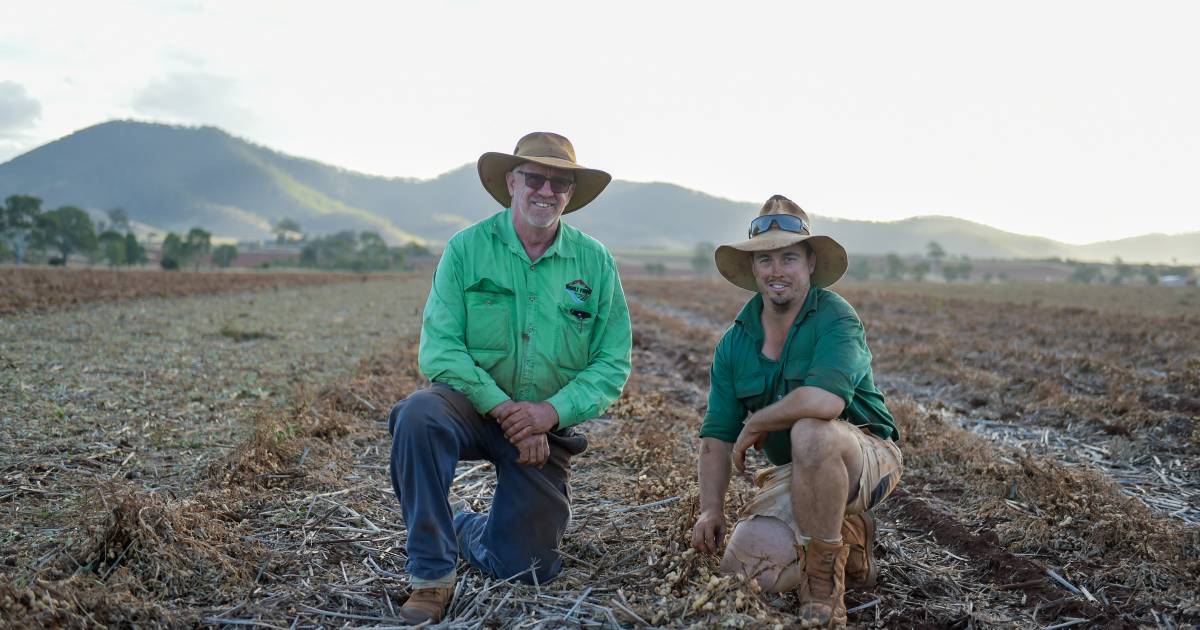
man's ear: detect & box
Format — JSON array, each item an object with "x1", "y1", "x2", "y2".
[{"x1": 807, "y1": 249, "x2": 817, "y2": 274}]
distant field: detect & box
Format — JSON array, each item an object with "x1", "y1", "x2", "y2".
[
  {"x1": 847, "y1": 279, "x2": 1200, "y2": 318},
  {"x1": 0, "y1": 266, "x2": 408, "y2": 316}
]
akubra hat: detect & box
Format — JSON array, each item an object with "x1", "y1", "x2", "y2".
[
  {"x1": 478, "y1": 132, "x2": 612, "y2": 214},
  {"x1": 715, "y1": 195, "x2": 849, "y2": 291}
]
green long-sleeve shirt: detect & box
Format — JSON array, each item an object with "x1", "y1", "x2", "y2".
[{"x1": 418, "y1": 208, "x2": 633, "y2": 428}]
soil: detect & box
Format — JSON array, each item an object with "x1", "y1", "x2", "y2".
[
  {"x1": 1, "y1": 271, "x2": 1196, "y2": 628},
  {"x1": 0, "y1": 266, "x2": 403, "y2": 316}
]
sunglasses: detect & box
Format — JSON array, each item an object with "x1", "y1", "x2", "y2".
[
  {"x1": 517, "y1": 170, "x2": 574, "y2": 194},
  {"x1": 748, "y1": 214, "x2": 809, "y2": 238}
]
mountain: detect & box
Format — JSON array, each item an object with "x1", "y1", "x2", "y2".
[
  {"x1": 0, "y1": 121, "x2": 436, "y2": 243},
  {"x1": 1, "y1": 120, "x2": 1196, "y2": 264}
]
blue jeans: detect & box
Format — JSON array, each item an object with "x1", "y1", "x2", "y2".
[{"x1": 388, "y1": 384, "x2": 587, "y2": 584}]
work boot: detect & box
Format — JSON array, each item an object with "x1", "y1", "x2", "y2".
[
  {"x1": 399, "y1": 585, "x2": 454, "y2": 624},
  {"x1": 842, "y1": 511, "x2": 878, "y2": 590},
  {"x1": 797, "y1": 538, "x2": 849, "y2": 629}
]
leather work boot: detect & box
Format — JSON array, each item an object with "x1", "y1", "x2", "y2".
[
  {"x1": 842, "y1": 511, "x2": 878, "y2": 589},
  {"x1": 797, "y1": 538, "x2": 849, "y2": 629},
  {"x1": 399, "y1": 586, "x2": 454, "y2": 625}
]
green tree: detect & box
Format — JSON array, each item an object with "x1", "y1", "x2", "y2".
[
  {"x1": 1141, "y1": 264, "x2": 1159, "y2": 285},
  {"x1": 34, "y1": 206, "x2": 97, "y2": 266},
  {"x1": 211, "y1": 243, "x2": 239, "y2": 268},
  {"x1": 910, "y1": 260, "x2": 931, "y2": 282},
  {"x1": 1111, "y1": 257, "x2": 1133, "y2": 285},
  {"x1": 125, "y1": 232, "x2": 147, "y2": 265},
  {"x1": 300, "y1": 230, "x2": 357, "y2": 268},
  {"x1": 691, "y1": 241, "x2": 715, "y2": 274},
  {"x1": 386, "y1": 245, "x2": 407, "y2": 270},
  {"x1": 884, "y1": 253, "x2": 905, "y2": 280},
  {"x1": 359, "y1": 231, "x2": 390, "y2": 270},
  {"x1": 1, "y1": 195, "x2": 43, "y2": 264},
  {"x1": 402, "y1": 241, "x2": 432, "y2": 257},
  {"x1": 942, "y1": 261, "x2": 973, "y2": 282},
  {"x1": 1069, "y1": 265, "x2": 1102, "y2": 284},
  {"x1": 185, "y1": 227, "x2": 212, "y2": 270},
  {"x1": 927, "y1": 241, "x2": 946, "y2": 269},
  {"x1": 161, "y1": 232, "x2": 185, "y2": 270},
  {"x1": 274, "y1": 217, "x2": 302, "y2": 244},
  {"x1": 846, "y1": 257, "x2": 870, "y2": 281},
  {"x1": 98, "y1": 230, "x2": 127, "y2": 266}
]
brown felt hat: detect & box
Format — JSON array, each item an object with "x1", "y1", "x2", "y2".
[
  {"x1": 715, "y1": 195, "x2": 848, "y2": 291},
  {"x1": 477, "y1": 132, "x2": 612, "y2": 214}
]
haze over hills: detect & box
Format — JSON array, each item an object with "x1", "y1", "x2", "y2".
[{"x1": 1, "y1": 120, "x2": 1196, "y2": 264}]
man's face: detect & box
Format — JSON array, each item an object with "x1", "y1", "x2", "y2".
[
  {"x1": 506, "y1": 162, "x2": 575, "y2": 230},
  {"x1": 752, "y1": 243, "x2": 816, "y2": 310}
]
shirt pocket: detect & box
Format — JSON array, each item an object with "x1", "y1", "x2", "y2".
[
  {"x1": 464, "y1": 278, "x2": 513, "y2": 355},
  {"x1": 734, "y1": 371, "x2": 766, "y2": 409},
  {"x1": 782, "y1": 354, "x2": 812, "y2": 391},
  {"x1": 556, "y1": 302, "x2": 596, "y2": 371}
]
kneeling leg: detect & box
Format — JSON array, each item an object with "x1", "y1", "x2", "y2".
[{"x1": 721, "y1": 515, "x2": 805, "y2": 592}]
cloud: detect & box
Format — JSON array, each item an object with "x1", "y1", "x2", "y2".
[
  {"x1": 132, "y1": 72, "x2": 256, "y2": 128},
  {"x1": 0, "y1": 81, "x2": 42, "y2": 139}
]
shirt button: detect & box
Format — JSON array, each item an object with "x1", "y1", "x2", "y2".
[
  {"x1": 529, "y1": 295, "x2": 536, "y2": 302},
  {"x1": 529, "y1": 264, "x2": 535, "y2": 270}
]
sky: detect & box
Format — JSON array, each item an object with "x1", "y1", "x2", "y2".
[{"x1": 1, "y1": 1, "x2": 1197, "y2": 245}]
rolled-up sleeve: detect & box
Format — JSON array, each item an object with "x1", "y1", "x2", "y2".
[
  {"x1": 418, "y1": 238, "x2": 510, "y2": 415},
  {"x1": 804, "y1": 298, "x2": 872, "y2": 407},
  {"x1": 699, "y1": 333, "x2": 744, "y2": 443},
  {"x1": 547, "y1": 257, "x2": 633, "y2": 427}
]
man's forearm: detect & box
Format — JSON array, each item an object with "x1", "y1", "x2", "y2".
[
  {"x1": 698, "y1": 438, "x2": 733, "y2": 514},
  {"x1": 744, "y1": 385, "x2": 845, "y2": 433}
]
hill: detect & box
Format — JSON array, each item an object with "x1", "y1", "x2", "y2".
[{"x1": 2, "y1": 120, "x2": 1196, "y2": 263}]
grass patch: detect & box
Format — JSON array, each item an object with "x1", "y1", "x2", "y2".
[{"x1": 218, "y1": 323, "x2": 277, "y2": 342}]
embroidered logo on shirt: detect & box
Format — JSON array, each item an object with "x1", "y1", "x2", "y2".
[{"x1": 564, "y1": 279, "x2": 592, "y2": 304}]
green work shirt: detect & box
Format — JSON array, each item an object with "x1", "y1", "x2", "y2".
[
  {"x1": 418, "y1": 208, "x2": 633, "y2": 428},
  {"x1": 700, "y1": 287, "x2": 898, "y2": 466}
]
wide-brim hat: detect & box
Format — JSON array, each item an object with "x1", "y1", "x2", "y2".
[
  {"x1": 478, "y1": 132, "x2": 612, "y2": 214},
  {"x1": 715, "y1": 195, "x2": 848, "y2": 291}
]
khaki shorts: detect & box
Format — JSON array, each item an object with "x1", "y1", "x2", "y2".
[{"x1": 741, "y1": 420, "x2": 902, "y2": 543}]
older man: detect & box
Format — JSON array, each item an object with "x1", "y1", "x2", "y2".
[
  {"x1": 388, "y1": 132, "x2": 632, "y2": 624},
  {"x1": 690, "y1": 195, "x2": 902, "y2": 628}
]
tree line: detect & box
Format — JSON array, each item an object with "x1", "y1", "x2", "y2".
[
  {"x1": 1, "y1": 195, "x2": 148, "y2": 266},
  {"x1": 0, "y1": 194, "x2": 235, "y2": 269},
  {"x1": 1, "y1": 196, "x2": 424, "y2": 272}
]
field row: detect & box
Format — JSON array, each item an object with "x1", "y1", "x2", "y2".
[{"x1": 1, "y1": 273, "x2": 1196, "y2": 627}]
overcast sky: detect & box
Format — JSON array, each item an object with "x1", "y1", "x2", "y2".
[{"x1": 2, "y1": 1, "x2": 1197, "y2": 244}]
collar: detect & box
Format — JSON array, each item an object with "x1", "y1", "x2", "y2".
[
  {"x1": 492, "y1": 208, "x2": 576, "y2": 261},
  {"x1": 734, "y1": 285, "x2": 820, "y2": 341}
]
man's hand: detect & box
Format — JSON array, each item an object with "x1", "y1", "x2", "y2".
[
  {"x1": 691, "y1": 509, "x2": 727, "y2": 554},
  {"x1": 514, "y1": 433, "x2": 550, "y2": 468},
  {"x1": 488, "y1": 400, "x2": 519, "y2": 421},
  {"x1": 498, "y1": 401, "x2": 559, "y2": 444},
  {"x1": 731, "y1": 423, "x2": 767, "y2": 474}
]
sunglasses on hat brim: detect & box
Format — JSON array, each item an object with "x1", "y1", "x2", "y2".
[{"x1": 748, "y1": 214, "x2": 809, "y2": 239}]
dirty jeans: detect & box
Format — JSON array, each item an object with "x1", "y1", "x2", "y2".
[{"x1": 388, "y1": 384, "x2": 587, "y2": 585}]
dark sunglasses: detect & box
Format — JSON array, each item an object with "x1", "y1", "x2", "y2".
[
  {"x1": 517, "y1": 170, "x2": 574, "y2": 194},
  {"x1": 748, "y1": 214, "x2": 809, "y2": 238}
]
